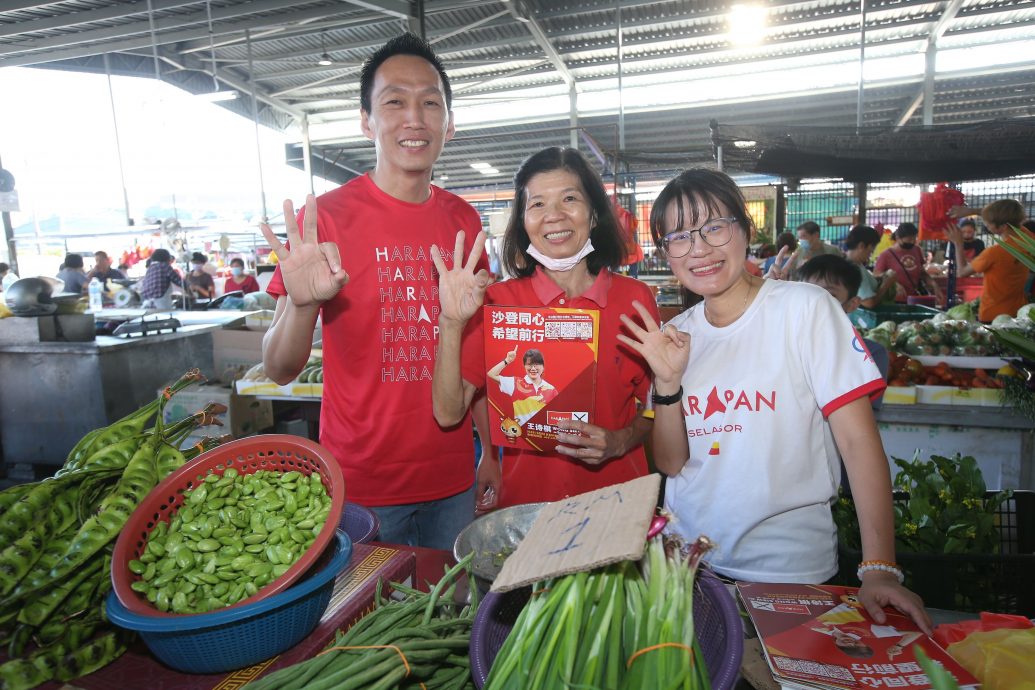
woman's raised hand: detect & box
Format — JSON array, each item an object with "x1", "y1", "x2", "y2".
[
  {"x1": 617, "y1": 300, "x2": 691, "y2": 389},
  {"x1": 259, "y1": 195, "x2": 349, "y2": 308},
  {"x1": 431, "y1": 230, "x2": 491, "y2": 327},
  {"x1": 766, "y1": 245, "x2": 792, "y2": 280}
]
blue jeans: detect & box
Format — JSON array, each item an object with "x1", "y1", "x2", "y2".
[{"x1": 370, "y1": 484, "x2": 475, "y2": 550}]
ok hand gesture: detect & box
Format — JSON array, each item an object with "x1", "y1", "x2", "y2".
[
  {"x1": 431, "y1": 230, "x2": 491, "y2": 328},
  {"x1": 617, "y1": 300, "x2": 691, "y2": 390},
  {"x1": 260, "y1": 195, "x2": 349, "y2": 308}
]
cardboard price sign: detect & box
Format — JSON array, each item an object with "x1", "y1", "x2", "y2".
[{"x1": 490, "y1": 474, "x2": 660, "y2": 592}]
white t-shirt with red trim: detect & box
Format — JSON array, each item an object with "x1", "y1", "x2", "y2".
[
  {"x1": 267, "y1": 174, "x2": 486, "y2": 507},
  {"x1": 664, "y1": 279, "x2": 884, "y2": 583}
]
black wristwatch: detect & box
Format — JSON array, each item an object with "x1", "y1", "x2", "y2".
[{"x1": 651, "y1": 386, "x2": 683, "y2": 406}]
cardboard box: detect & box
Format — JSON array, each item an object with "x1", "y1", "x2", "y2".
[
  {"x1": 212, "y1": 326, "x2": 266, "y2": 377},
  {"x1": 162, "y1": 383, "x2": 273, "y2": 447},
  {"x1": 73, "y1": 544, "x2": 416, "y2": 690},
  {"x1": 916, "y1": 385, "x2": 956, "y2": 405},
  {"x1": 883, "y1": 386, "x2": 917, "y2": 405}
]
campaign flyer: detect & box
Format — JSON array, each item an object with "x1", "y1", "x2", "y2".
[
  {"x1": 736, "y1": 582, "x2": 978, "y2": 690},
  {"x1": 483, "y1": 305, "x2": 599, "y2": 453}
]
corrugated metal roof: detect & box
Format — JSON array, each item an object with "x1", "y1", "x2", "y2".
[{"x1": 2, "y1": 0, "x2": 1033, "y2": 189}]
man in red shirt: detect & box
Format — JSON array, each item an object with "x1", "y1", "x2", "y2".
[{"x1": 260, "y1": 33, "x2": 488, "y2": 549}]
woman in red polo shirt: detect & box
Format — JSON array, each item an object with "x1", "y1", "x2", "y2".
[
  {"x1": 223, "y1": 257, "x2": 261, "y2": 294},
  {"x1": 432, "y1": 147, "x2": 659, "y2": 509}
]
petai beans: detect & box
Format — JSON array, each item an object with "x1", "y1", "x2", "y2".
[{"x1": 133, "y1": 468, "x2": 332, "y2": 614}]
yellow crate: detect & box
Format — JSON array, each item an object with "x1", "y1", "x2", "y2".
[{"x1": 883, "y1": 386, "x2": 918, "y2": 405}]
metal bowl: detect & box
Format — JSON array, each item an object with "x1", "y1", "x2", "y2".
[{"x1": 453, "y1": 502, "x2": 546, "y2": 586}]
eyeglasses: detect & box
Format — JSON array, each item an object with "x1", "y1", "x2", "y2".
[{"x1": 661, "y1": 217, "x2": 738, "y2": 257}]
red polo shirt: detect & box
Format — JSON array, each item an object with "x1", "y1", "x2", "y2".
[{"x1": 462, "y1": 268, "x2": 659, "y2": 507}]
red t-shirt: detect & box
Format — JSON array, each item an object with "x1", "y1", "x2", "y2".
[
  {"x1": 267, "y1": 174, "x2": 486, "y2": 506},
  {"x1": 874, "y1": 245, "x2": 926, "y2": 301},
  {"x1": 462, "y1": 268, "x2": 658, "y2": 507},
  {"x1": 224, "y1": 274, "x2": 261, "y2": 294}
]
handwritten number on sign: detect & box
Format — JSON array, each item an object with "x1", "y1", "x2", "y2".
[{"x1": 547, "y1": 516, "x2": 590, "y2": 555}]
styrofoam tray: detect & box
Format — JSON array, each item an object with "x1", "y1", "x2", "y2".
[{"x1": 912, "y1": 355, "x2": 1006, "y2": 369}]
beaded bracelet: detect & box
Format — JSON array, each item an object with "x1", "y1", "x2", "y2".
[{"x1": 857, "y1": 559, "x2": 904, "y2": 584}]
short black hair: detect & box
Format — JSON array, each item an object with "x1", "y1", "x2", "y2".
[
  {"x1": 797, "y1": 221, "x2": 821, "y2": 236},
  {"x1": 844, "y1": 224, "x2": 879, "y2": 250},
  {"x1": 959, "y1": 218, "x2": 976, "y2": 228},
  {"x1": 191, "y1": 252, "x2": 208, "y2": 264},
  {"x1": 894, "y1": 222, "x2": 919, "y2": 239},
  {"x1": 502, "y1": 147, "x2": 626, "y2": 278},
  {"x1": 149, "y1": 248, "x2": 172, "y2": 265},
  {"x1": 230, "y1": 257, "x2": 245, "y2": 267},
  {"x1": 523, "y1": 349, "x2": 545, "y2": 366},
  {"x1": 649, "y1": 168, "x2": 754, "y2": 253},
  {"x1": 360, "y1": 32, "x2": 452, "y2": 112},
  {"x1": 0, "y1": 262, "x2": 8, "y2": 273},
  {"x1": 63, "y1": 253, "x2": 84, "y2": 269},
  {"x1": 798, "y1": 254, "x2": 862, "y2": 298},
  {"x1": 775, "y1": 232, "x2": 797, "y2": 252}
]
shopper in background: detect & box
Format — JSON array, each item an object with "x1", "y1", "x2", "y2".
[
  {"x1": 843, "y1": 224, "x2": 897, "y2": 309},
  {"x1": 139, "y1": 248, "x2": 182, "y2": 309},
  {"x1": 86, "y1": 250, "x2": 125, "y2": 283},
  {"x1": 618, "y1": 168, "x2": 931, "y2": 634},
  {"x1": 873, "y1": 223, "x2": 942, "y2": 305},
  {"x1": 0, "y1": 262, "x2": 17, "y2": 293},
  {"x1": 947, "y1": 199, "x2": 1032, "y2": 322},
  {"x1": 259, "y1": 33, "x2": 489, "y2": 550},
  {"x1": 432, "y1": 146, "x2": 657, "y2": 509},
  {"x1": 185, "y1": 252, "x2": 216, "y2": 300},
  {"x1": 957, "y1": 218, "x2": 985, "y2": 261},
  {"x1": 777, "y1": 220, "x2": 843, "y2": 279},
  {"x1": 223, "y1": 257, "x2": 260, "y2": 294},
  {"x1": 55, "y1": 253, "x2": 89, "y2": 294},
  {"x1": 762, "y1": 231, "x2": 797, "y2": 275}
]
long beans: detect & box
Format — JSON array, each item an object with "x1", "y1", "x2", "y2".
[
  {"x1": 245, "y1": 553, "x2": 477, "y2": 690},
  {"x1": 485, "y1": 535, "x2": 714, "y2": 690}
]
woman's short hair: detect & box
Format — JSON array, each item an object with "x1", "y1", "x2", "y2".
[
  {"x1": 523, "y1": 349, "x2": 545, "y2": 366},
  {"x1": 648, "y1": 168, "x2": 754, "y2": 251},
  {"x1": 230, "y1": 257, "x2": 245, "y2": 268},
  {"x1": 981, "y1": 199, "x2": 1025, "y2": 228},
  {"x1": 63, "y1": 253, "x2": 84, "y2": 269},
  {"x1": 500, "y1": 147, "x2": 626, "y2": 278},
  {"x1": 149, "y1": 248, "x2": 172, "y2": 265}
]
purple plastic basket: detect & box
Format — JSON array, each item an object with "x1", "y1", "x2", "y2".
[
  {"x1": 338, "y1": 502, "x2": 380, "y2": 544},
  {"x1": 470, "y1": 568, "x2": 743, "y2": 690}
]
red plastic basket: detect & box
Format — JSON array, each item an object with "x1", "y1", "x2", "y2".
[{"x1": 111, "y1": 434, "x2": 345, "y2": 618}]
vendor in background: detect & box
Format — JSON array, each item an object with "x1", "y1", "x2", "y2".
[
  {"x1": 55, "y1": 253, "x2": 89, "y2": 295},
  {"x1": 618, "y1": 168, "x2": 931, "y2": 634},
  {"x1": 185, "y1": 252, "x2": 216, "y2": 300},
  {"x1": 873, "y1": 223, "x2": 942, "y2": 305},
  {"x1": 86, "y1": 251, "x2": 125, "y2": 283},
  {"x1": 433, "y1": 146, "x2": 657, "y2": 510},
  {"x1": 139, "y1": 248, "x2": 182, "y2": 309},
  {"x1": 223, "y1": 257, "x2": 260, "y2": 294},
  {"x1": 843, "y1": 225, "x2": 897, "y2": 309},
  {"x1": 957, "y1": 218, "x2": 985, "y2": 261},
  {"x1": 947, "y1": 199, "x2": 1032, "y2": 322},
  {"x1": 0, "y1": 262, "x2": 17, "y2": 293}
]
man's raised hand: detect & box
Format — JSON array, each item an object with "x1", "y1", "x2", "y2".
[
  {"x1": 431, "y1": 230, "x2": 491, "y2": 327},
  {"x1": 260, "y1": 195, "x2": 349, "y2": 308}
]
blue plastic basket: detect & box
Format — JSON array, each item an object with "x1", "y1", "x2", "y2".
[
  {"x1": 469, "y1": 568, "x2": 743, "y2": 690},
  {"x1": 338, "y1": 502, "x2": 380, "y2": 544},
  {"x1": 106, "y1": 530, "x2": 352, "y2": 674}
]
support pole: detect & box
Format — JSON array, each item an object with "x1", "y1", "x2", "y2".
[
  {"x1": 104, "y1": 53, "x2": 133, "y2": 227},
  {"x1": 301, "y1": 114, "x2": 314, "y2": 195},
  {"x1": 245, "y1": 29, "x2": 268, "y2": 222},
  {"x1": 856, "y1": 0, "x2": 866, "y2": 130}
]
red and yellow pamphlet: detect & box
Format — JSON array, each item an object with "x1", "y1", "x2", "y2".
[
  {"x1": 483, "y1": 305, "x2": 599, "y2": 453},
  {"x1": 737, "y1": 582, "x2": 979, "y2": 690}
]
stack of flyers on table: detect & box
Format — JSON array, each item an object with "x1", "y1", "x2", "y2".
[
  {"x1": 483, "y1": 305, "x2": 599, "y2": 453},
  {"x1": 737, "y1": 582, "x2": 979, "y2": 690}
]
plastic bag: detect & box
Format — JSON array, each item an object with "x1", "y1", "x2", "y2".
[
  {"x1": 917, "y1": 182, "x2": 965, "y2": 241},
  {"x1": 947, "y1": 627, "x2": 1035, "y2": 690},
  {"x1": 933, "y1": 611, "x2": 1032, "y2": 648}
]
